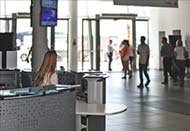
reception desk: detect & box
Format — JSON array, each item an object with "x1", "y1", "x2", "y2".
[{"x1": 0, "y1": 84, "x2": 80, "y2": 131}]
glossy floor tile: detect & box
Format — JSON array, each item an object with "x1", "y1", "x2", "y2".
[{"x1": 106, "y1": 70, "x2": 190, "y2": 131}]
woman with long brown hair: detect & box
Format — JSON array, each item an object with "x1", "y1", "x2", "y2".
[{"x1": 34, "y1": 50, "x2": 58, "y2": 87}]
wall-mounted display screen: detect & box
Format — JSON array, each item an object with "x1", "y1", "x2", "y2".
[{"x1": 40, "y1": 0, "x2": 58, "y2": 26}]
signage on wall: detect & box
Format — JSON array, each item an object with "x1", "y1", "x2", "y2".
[{"x1": 113, "y1": 0, "x2": 178, "y2": 8}]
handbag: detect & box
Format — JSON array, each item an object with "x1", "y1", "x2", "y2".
[{"x1": 183, "y1": 47, "x2": 189, "y2": 59}]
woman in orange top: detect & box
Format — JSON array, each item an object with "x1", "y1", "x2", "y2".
[{"x1": 120, "y1": 40, "x2": 131, "y2": 79}]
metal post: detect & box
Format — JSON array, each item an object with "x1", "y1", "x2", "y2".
[
  {"x1": 82, "y1": 19, "x2": 84, "y2": 70},
  {"x1": 51, "y1": 26, "x2": 55, "y2": 50},
  {"x1": 88, "y1": 20, "x2": 94, "y2": 70},
  {"x1": 132, "y1": 19, "x2": 136, "y2": 70},
  {"x1": 95, "y1": 15, "x2": 100, "y2": 71},
  {"x1": 12, "y1": 13, "x2": 17, "y2": 50}
]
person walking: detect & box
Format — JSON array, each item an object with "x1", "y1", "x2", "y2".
[
  {"x1": 137, "y1": 36, "x2": 150, "y2": 89},
  {"x1": 128, "y1": 44, "x2": 134, "y2": 78},
  {"x1": 107, "y1": 39, "x2": 114, "y2": 71},
  {"x1": 160, "y1": 37, "x2": 174, "y2": 85},
  {"x1": 119, "y1": 40, "x2": 125, "y2": 71},
  {"x1": 174, "y1": 39, "x2": 187, "y2": 86},
  {"x1": 120, "y1": 40, "x2": 132, "y2": 79}
]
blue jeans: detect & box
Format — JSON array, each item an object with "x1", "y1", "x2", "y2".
[{"x1": 139, "y1": 64, "x2": 150, "y2": 84}]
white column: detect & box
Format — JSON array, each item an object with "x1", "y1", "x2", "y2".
[
  {"x1": 69, "y1": 0, "x2": 78, "y2": 71},
  {"x1": 32, "y1": 0, "x2": 48, "y2": 70}
]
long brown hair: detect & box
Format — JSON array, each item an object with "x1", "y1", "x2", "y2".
[
  {"x1": 176, "y1": 39, "x2": 183, "y2": 47},
  {"x1": 34, "y1": 50, "x2": 57, "y2": 86}
]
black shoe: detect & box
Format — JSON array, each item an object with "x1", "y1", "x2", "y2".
[
  {"x1": 145, "y1": 80, "x2": 150, "y2": 87},
  {"x1": 161, "y1": 81, "x2": 168, "y2": 85},
  {"x1": 122, "y1": 76, "x2": 126, "y2": 79},
  {"x1": 137, "y1": 84, "x2": 144, "y2": 89},
  {"x1": 173, "y1": 79, "x2": 177, "y2": 83},
  {"x1": 180, "y1": 83, "x2": 184, "y2": 87},
  {"x1": 109, "y1": 68, "x2": 112, "y2": 71},
  {"x1": 180, "y1": 80, "x2": 184, "y2": 87},
  {"x1": 128, "y1": 75, "x2": 132, "y2": 79}
]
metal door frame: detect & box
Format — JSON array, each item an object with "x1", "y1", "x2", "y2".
[{"x1": 81, "y1": 18, "x2": 96, "y2": 70}]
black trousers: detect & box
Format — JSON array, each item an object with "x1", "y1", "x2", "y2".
[
  {"x1": 176, "y1": 60, "x2": 186, "y2": 81},
  {"x1": 163, "y1": 57, "x2": 172, "y2": 82},
  {"x1": 108, "y1": 52, "x2": 113, "y2": 69}
]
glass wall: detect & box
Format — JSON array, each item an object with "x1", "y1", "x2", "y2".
[
  {"x1": 16, "y1": 18, "x2": 32, "y2": 70},
  {"x1": 0, "y1": 18, "x2": 12, "y2": 32},
  {"x1": 100, "y1": 19, "x2": 133, "y2": 71},
  {"x1": 0, "y1": 0, "x2": 156, "y2": 70},
  {"x1": 0, "y1": 0, "x2": 70, "y2": 70},
  {"x1": 54, "y1": 19, "x2": 69, "y2": 70}
]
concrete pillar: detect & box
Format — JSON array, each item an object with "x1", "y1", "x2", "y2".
[
  {"x1": 31, "y1": 0, "x2": 48, "y2": 70},
  {"x1": 69, "y1": 0, "x2": 78, "y2": 71}
]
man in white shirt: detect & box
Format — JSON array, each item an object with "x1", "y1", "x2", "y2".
[
  {"x1": 137, "y1": 36, "x2": 150, "y2": 89},
  {"x1": 107, "y1": 39, "x2": 114, "y2": 71}
]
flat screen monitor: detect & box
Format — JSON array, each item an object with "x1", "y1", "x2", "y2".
[{"x1": 40, "y1": 0, "x2": 58, "y2": 26}]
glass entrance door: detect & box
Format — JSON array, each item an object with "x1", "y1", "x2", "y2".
[
  {"x1": 99, "y1": 19, "x2": 133, "y2": 71},
  {"x1": 80, "y1": 18, "x2": 96, "y2": 71}
]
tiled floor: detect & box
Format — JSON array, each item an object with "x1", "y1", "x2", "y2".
[{"x1": 106, "y1": 70, "x2": 190, "y2": 131}]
